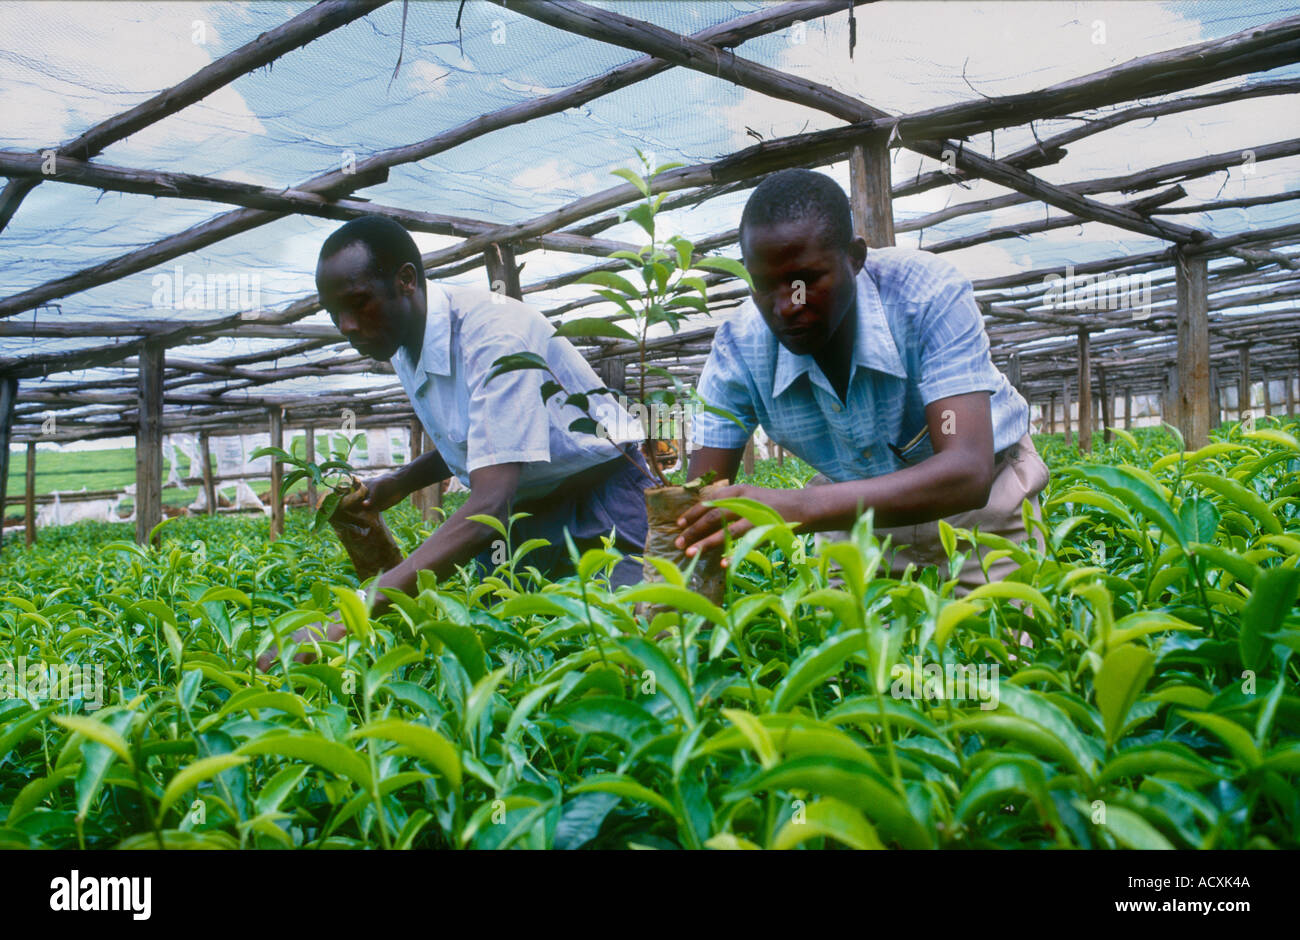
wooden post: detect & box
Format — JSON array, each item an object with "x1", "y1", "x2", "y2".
[
  {"x1": 1287, "y1": 369, "x2": 1296, "y2": 418},
  {"x1": 135, "y1": 341, "x2": 164, "y2": 545},
  {"x1": 1123, "y1": 388, "x2": 1132, "y2": 429},
  {"x1": 597, "y1": 356, "x2": 627, "y2": 396},
  {"x1": 1174, "y1": 250, "x2": 1209, "y2": 448},
  {"x1": 268, "y1": 406, "x2": 284, "y2": 540},
  {"x1": 304, "y1": 424, "x2": 317, "y2": 509},
  {"x1": 484, "y1": 243, "x2": 523, "y2": 300},
  {"x1": 1209, "y1": 367, "x2": 1221, "y2": 428},
  {"x1": 1006, "y1": 351, "x2": 1021, "y2": 394},
  {"x1": 24, "y1": 442, "x2": 36, "y2": 547},
  {"x1": 408, "y1": 419, "x2": 427, "y2": 516},
  {"x1": 199, "y1": 431, "x2": 216, "y2": 516},
  {"x1": 1167, "y1": 365, "x2": 1180, "y2": 430},
  {"x1": 0, "y1": 376, "x2": 13, "y2": 552},
  {"x1": 743, "y1": 437, "x2": 755, "y2": 476},
  {"x1": 1263, "y1": 372, "x2": 1274, "y2": 418},
  {"x1": 777, "y1": 445, "x2": 784, "y2": 467},
  {"x1": 1238, "y1": 345, "x2": 1252, "y2": 424},
  {"x1": 1098, "y1": 365, "x2": 1112, "y2": 443},
  {"x1": 0, "y1": 377, "x2": 12, "y2": 553},
  {"x1": 1077, "y1": 329, "x2": 1092, "y2": 453},
  {"x1": 849, "y1": 134, "x2": 895, "y2": 248},
  {"x1": 1062, "y1": 379, "x2": 1072, "y2": 447}
]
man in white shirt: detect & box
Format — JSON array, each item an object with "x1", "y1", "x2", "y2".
[{"x1": 313, "y1": 214, "x2": 651, "y2": 604}]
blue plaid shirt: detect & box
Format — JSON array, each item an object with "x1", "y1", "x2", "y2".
[{"x1": 692, "y1": 247, "x2": 1029, "y2": 482}]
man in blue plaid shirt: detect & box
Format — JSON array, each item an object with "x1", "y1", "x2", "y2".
[{"x1": 676, "y1": 170, "x2": 1048, "y2": 590}]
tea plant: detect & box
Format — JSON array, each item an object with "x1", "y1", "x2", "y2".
[{"x1": 0, "y1": 419, "x2": 1296, "y2": 849}]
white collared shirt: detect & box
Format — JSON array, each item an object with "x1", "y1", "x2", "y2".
[{"x1": 390, "y1": 283, "x2": 639, "y2": 501}]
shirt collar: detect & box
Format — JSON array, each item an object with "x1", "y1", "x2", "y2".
[
  {"x1": 393, "y1": 282, "x2": 451, "y2": 383},
  {"x1": 771, "y1": 266, "x2": 907, "y2": 398}
]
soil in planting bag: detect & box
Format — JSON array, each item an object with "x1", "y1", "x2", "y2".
[
  {"x1": 641, "y1": 480, "x2": 730, "y2": 618},
  {"x1": 323, "y1": 479, "x2": 405, "y2": 580}
]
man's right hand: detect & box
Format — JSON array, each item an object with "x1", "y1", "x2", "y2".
[{"x1": 359, "y1": 471, "x2": 409, "y2": 513}]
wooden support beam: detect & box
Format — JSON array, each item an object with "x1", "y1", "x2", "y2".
[
  {"x1": 1123, "y1": 388, "x2": 1132, "y2": 430},
  {"x1": 1048, "y1": 391, "x2": 1057, "y2": 434},
  {"x1": 0, "y1": 376, "x2": 14, "y2": 549},
  {"x1": 1239, "y1": 346, "x2": 1252, "y2": 423},
  {"x1": 1098, "y1": 366, "x2": 1112, "y2": 443},
  {"x1": 304, "y1": 425, "x2": 317, "y2": 509},
  {"x1": 199, "y1": 431, "x2": 216, "y2": 517},
  {"x1": 268, "y1": 406, "x2": 284, "y2": 541},
  {"x1": 1209, "y1": 368, "x2": 1221, "y2": 428},
  {"x1": 1077, "y1": 329, "x2": 1093, "y2": 453},
  {"x1": 1288, "y1": 366, "x2": 1296, "y2": 417},
  {"x1": 135, "y1": 341, "x2": 164, "y2": 545},
  {"x1": 1263, "y1": 372, "x2": 1274, "y2": 417},
  {"x1": 1006, "y1": 352, "x2": 1022, "y2": 394},
  {"x1": 24, "y1": 442, "x2": 36, "y2": 547},
  {"x1": 1175, "y1": 250, "x2": 1210, "y2": 448},
  {"x1": 1062, "y1": 379, "x2": 1072, "y2": 447},
  {"x1": 743, "y1": 437, "x2": 756, "y2": 477},
  {"x1": 484, "y1": 243, "x2": 523, "y2": 300},
  {"x1": 849, "y1": 135, "x2": 895, "y2": 248}
]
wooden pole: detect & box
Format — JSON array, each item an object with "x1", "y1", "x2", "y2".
[
  {"x1": 1175, "y1": 249, "x2": 1210, "y2": 448},
  {"x1": 1166, "y1": 365, "x2": 1180, "y2": 430},
  {"x1": 1209, "y1": 367, "x2": 1221, "y2": 428},
  {"x1": 1098, "y1": 366, "x2": 1112, "y2": 443},
  {"x1": 24, "y1": 441, "x2": 35, "y2": 547},
  {"x1": 484, "y1": 242, "x2": 523, "y2": 300},
  {"x1": 1006, "y1": 351, "x2": 1022, "y2": 394},
  {"x1": 1287, "y1": 368, "x2": 1296, "y2": 417},
  {"x1": 1123, "y1": 388, "x2": 1132, "y2": 429},
  {"x1": 199, "y1": 431, "x2": 216, "y2": 516},
  {"x1": 1062, "y1": 379, "x2": 1072, "y2": 447},
  {"x1": 1239, "y1": 345, "x2": 1252, "y2": 423},
  {"x1": 1263, "y1": 372, "x2": 1274, "y2": 418},
  {"x1": 1077, "y1": 329, "x2": 1093, "y2": 453},
  {"x1": 0, "y1": 377, "x2": 12, "y2": 552},
  {"x1": 1048, "y1": 391, "x2": 1057, "y2": 434},
  {"x1": 268, "y1": 406, "x2": 284, "y2": 540},
  {"x1": 743, "y1": 437, "x2": 756, "y2": 477},
  {"x1": 304, "y1": 424, "x2": 317, "y2": 508},
  {"x1": 849, "y1": 135, "x2": 896, "y2": 248},
  {"x1": 135, "y1": 341, "x2": 163, "y2": 545}
]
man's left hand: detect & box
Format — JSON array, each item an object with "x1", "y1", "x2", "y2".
[{"x1": 673, "y1": 485, "x2": 810, "y2": 564}]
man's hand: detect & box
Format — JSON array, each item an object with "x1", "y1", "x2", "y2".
[
  {"x1": 359, "y1": 471, "x2": 409, "y2": 513},
  {"x1": 256, "y1": 613, "x2": 347, "y2": 672},
  {"x1": 674, "y1": 484, "x2": 811, "y2": 565}
]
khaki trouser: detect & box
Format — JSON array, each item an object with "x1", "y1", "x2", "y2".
[{"x1": 811, "y1": 433, "x2": 1050, "y2": 595}]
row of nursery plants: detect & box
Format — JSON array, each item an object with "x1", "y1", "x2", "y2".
[{"x1": 0, "y1": 419, "x2": 1296, "y2": 849}]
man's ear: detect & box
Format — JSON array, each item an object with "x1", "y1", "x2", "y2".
[
  {"x1": 848, "y1": 236, "x2": 868, "y2": 273},
  {"x1": 396, "y1": 260, "x2": 421, "y2": 297}
]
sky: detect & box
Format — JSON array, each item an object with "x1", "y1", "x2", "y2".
[{"x1": 1, "y1": 0, "x2": 1297, "y2": 449}]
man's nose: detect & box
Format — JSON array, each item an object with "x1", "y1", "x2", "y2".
[
  {"x1": 337, "y1": 310, "x2": 359, "y2": 337},
  {"x1": 774, "y1": 288, "x2": 801, "y2": 319}
]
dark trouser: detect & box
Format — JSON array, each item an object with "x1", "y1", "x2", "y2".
[{"x1": 471, "y1": 449, "x2": 653, "y2": 588}]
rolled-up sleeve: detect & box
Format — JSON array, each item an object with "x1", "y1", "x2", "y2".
[
  {"x1": 691, "y1": 322, "x2": 759, "y2": 449},
  {"x1": 916, "y1": 268, "x2": 1002, "y2": 405},
  {"x1": 463, "y1": 320, "x2": 552, "y2": 472}
]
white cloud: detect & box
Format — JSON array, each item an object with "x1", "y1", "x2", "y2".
[{"x1": 0, "y1": 1, "x2": 266, "y2": 152}]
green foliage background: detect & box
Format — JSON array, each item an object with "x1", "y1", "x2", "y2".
[{"x1": 1, "y1": 420, "x2": 1297, "y2": 849}]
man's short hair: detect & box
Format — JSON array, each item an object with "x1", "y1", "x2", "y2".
[
  {"x1": 319, "y1": 214, "x2": 426, "y2": 295},
  {"x1": 739, "y1": 169, "x2": 854, "y2": 254}
]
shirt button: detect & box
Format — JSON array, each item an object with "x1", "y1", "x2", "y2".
[
  {"x1": 861, "y1": 447, "x2": 872, "y2": 459},
  {"x1": 831, "y1": 403, "x2": 842, "y2": 413}
]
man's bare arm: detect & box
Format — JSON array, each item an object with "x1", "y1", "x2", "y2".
[
  {"x1": 685, "y1": 444, "x2": 745, "y2": 485},
  {"x1": 372, "y1": 462, "x2": 522, "y2": 609},
  {"x1": 675, "y1": 393, "x2": 996, "y2": 557}
]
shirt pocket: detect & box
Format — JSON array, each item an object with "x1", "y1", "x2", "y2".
[{"x1": 890, "y1": 424, "x2": 932, "y2": 465}]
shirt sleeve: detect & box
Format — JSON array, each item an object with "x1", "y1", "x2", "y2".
[
  {"x1": 691, "y1": 322, "x2": 759, "y2": 450},
  {"x1": 915, "y1": 264, "x2": 1004, "y2": 405},
  {"x1": 461, "y1": 312, "x2": 552, "y2": 472}
]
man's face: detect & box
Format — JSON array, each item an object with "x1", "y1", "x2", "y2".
[
  {"x1": 315, "y1": 242, "x2": 415, "y2": 361},
  {"x1": 741, "y1": 218, "x2": 866, "y2": 357}
]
